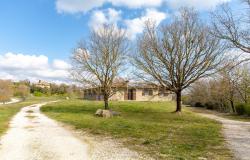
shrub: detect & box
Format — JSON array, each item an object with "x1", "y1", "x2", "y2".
[
  {"x1": 235, "y1": 104, "x2": 245, "y2": 115},
  {"x1": 205, "y1": 102, "x2": 214, "y2": 110},
  {"x1": 194, "y1": 102, "x2": 204, "y2": 107},
  {"x1": 235, "y1": 103, "x2": 250, "y2": 116},
  {"x1": 33, "y1": 91, "x2": 43, "y2": 97},
  {"x1": 245, "y1": 104, "x2": 250, "y2": 116}
]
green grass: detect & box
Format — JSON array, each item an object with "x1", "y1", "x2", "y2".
[
  {"x1": 222, "y1": 114, "x2": 250, "y2": 122},
  {"x1": 188, "y1": 106, "x2": 250, "y2": 122},
  {"x1": 42, "y1": 100, "x2": 233, "y2": 160},
  {"x1": 0, "y1": 96, "x2": 58, "y2": 135}
]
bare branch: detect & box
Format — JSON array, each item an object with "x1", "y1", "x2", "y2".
[
  {"x1": 133, "y1": 8, "x2": 226, "y2": 112},
  {"x1": 71, "y1": 24, "x2": 129, "y2": 109}
]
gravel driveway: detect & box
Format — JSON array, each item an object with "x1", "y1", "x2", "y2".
[
  {"x1": 0, "y1": 102, "x2": 89, "y2": 160},
  {"x1": 0, "y1": 102, "x2": 149, "y2": 160},
  {"x1": 199, "y1": 113, "x2": 250, "y2": 160}
]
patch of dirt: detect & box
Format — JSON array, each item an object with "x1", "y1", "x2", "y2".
[
  {"x1": 25, "y1": 115, "x2": 36, "y2": 119},
  {"x1": 26, "y1": 110, "x2": 34, "y2": 113}
]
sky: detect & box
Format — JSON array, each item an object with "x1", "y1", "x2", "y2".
[{"x1": 0, "y1": 0, "x2": 239, "y2": 83}]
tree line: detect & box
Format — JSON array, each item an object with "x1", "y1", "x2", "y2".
[
  {"x1": 185, "y1": 63, "x2": 250, "y2": 115},
  {"x1": 0, "y1": 80, "x2": 30, "y2": 103},
  {"x1": 71, "y1": 1, "x2": 249, "y2": 112},
  {"x1": 0, "y1": 79, "x2": 83, "y2": 103}
]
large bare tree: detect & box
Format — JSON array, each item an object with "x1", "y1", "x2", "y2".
[
  {"x1": 71, "y1": 24, "x2": 129, "y2": 109},
  {"x1": 134, "y1": 9, "x2": 225, "y2": 112},
  {"x1": 211, "y1": 0, "x2": 250, "y2": 55}
]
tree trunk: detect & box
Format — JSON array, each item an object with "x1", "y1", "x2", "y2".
[
  {"x1": 175, "y1": 90, "x2": 182, "y2": 112},
  {"x1": 244, "y1": 93, "x2": 248, "y2": 104},
  {"x1": 230, "y1": 100, "x2": 235, "y2": 113},
  {"x1": 104, "y1": 94, "x2": 109, "y2": 110}
]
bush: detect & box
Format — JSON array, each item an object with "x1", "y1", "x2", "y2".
[
  {"x1": 194, "y1": 102, "x2": 204, "y2": 107},
  {"x1": 235, "y1": 103, "x2": 250, "y2": 116},
  {"x1": 235, "y1": 104, "x2": 245, "y2": 115},
  {"x1": 33, "y1": 91, "x2": 43, "y2": 97},
  {"x1": 205, "y1": 102, "x2": 214, "y2": 110},
  {"x1": 245, "y1": 105, "x2": 250, "y2": 116}
]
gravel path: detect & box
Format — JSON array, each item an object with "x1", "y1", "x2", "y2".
[
  {"x1": 80, "y1": 132, "x2": 153, "y2": 160},
  {"x1": 0, "y1": 102, "x2": 150, "y2": 160},
  {"x1": 0, "y1": 98, "x2": 21, "y2": 105},
  {"x1": 0, "y1": 102, "x2": 89, "y2": 160},
  {"x1": 198, "y1": 113, "x2": 250, "y2": 160}
]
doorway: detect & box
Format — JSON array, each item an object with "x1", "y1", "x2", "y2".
[{"x1": 128, "y1": 89, "x2": 136, "y2": 100}]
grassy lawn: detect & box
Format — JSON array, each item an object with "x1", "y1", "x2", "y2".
[
  {"x1": 0, "y1": 96, "x2": 58, "y2": 136},
  {"x1": 188, "y1": 106, "x2": 250, "y2": 122},
  {"x1": 42, "y1": 100, "x2": 233, "y2": 160},
  {"x1": 221, "y1": 114, "x2": 250, "y2": 122}
]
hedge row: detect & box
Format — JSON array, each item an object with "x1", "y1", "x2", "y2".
[{"x1": 235, "y1": 103, "x2": 250, "y2": 116}]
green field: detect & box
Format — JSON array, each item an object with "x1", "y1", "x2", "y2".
[
  {"x1": 0, "y1": 97, "x2": 58, "y2": 135},
  {"x1": 42, "y1": 100, "x2": 233, "y2": 160}
]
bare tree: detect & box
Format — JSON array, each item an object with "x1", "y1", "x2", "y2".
[
  {"x1": 71, "y1": 24, "x2": 129, "y2": 109},
  {"x1": 211, "y1": 1, "x2": 250, "y2": 55},
  {"x1": 134, "y1": 9, "x2": 225, "y2": 112},
  {"x1": 15, "y1": 84, "x2": 30, "y2": 100},
  {"x1": 219, "y1": 69, "x2": 240, "y2": 113},
  {"x1": 237, "y1": 64, "x2": 250, "y2": 103},
  {"x1": 188, "y1": 80, "x2": 211, "y2": 106},
  {"x1": 0, "y1": 80, "x2": 13, "y2": 103}
]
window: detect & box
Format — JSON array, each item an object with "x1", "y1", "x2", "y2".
[
  {"x1": 142, "y1": 89, "x2": 153, "y2": 96},
  {"x1": 158, "y1": 89, "x2": 169, "y2": 97}
]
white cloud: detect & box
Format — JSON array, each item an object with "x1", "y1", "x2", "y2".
[
  {"x1": 89, "y1": 8, "x2": 122, "y2": 30},
  {"x1": 88, "y1": 8, "x2": 167, "y2": 39},
  {"x1": 56, "y1": 0, "x2": 163, "y2": 14},
  {"x1": 55, "y1": 0, "x2": 231, "y2": 14},
  {"x1": 0, "y1": 53, "x2": 49, "y2": 70},
  {"x1": 0, "y1": 52, "x2": 71, "y2": 83},
  {"x1": 125, "y1": 9, "x2": 167, "y2": 39},
  {"x1": 53, "y1": 59, "x2": 71, "y2": 70},
  {"x1": 110, "y1": 0, "x2": 163, "y2": 8},
  {"x1": 89, "y1": 8, "x2": 167, "y2": 39},
  {"x1": 167, "y1": 0, "x2": 231, "y2": 10},
  {"x1": 56, "y1": 0, "x2": 105, "y2": 14}
]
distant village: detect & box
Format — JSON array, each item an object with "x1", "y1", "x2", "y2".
[{"x1": 0, "y1": 79, "x2": 84, "y2": 103}]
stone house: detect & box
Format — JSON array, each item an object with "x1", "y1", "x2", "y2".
[
  {"x1": 83, "y1": 81, "x2": 174, "y2": 101},
  {"x1": 34, "y1": 80, "x2": 50, "y2": 89}
]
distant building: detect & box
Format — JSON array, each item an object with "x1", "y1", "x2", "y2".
[
  {"x1": 35, "y1": 80, "x2": 50, "y2": 89},
  {"x1": 83, "y1": 80, "x2": 174, "y2": 101}
]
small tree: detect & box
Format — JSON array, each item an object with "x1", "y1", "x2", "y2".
[
  {"x1": 71, "y1": 24, "x2": 129, "y2": 109},
  {"x1": 0, "y1": 80, "x2": 13, "y2": 103},
  {"x1": 134, "y1": 9, "x2": 225, "y2": 112},
  {"x1": 236, "y1": 64, "x2": 250, "y2": 103},
  {"x1": 15, "y1": 84, "x2": 30, "y2": 100},
  {"x1": 219, "y1": 69, "x2": 239, "y2": 113}
]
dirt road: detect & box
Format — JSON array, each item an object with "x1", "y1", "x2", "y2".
[
  {"x1": 199, "y1": 113, "x2": 250, "y2": 160},
  {"x1": 0, "y1": 102, "x2": 149, "y2": 160},
  {"x1": 0, "y1": 102, "x2": 89, "y2": 160}
]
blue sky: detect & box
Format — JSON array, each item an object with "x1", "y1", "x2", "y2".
[
  {"x1": 0, "y1": 0, "x2": 89, "y2": 60},
  {"x1": 0, "y1": 0, "x2": 238, "y2": 83}
]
